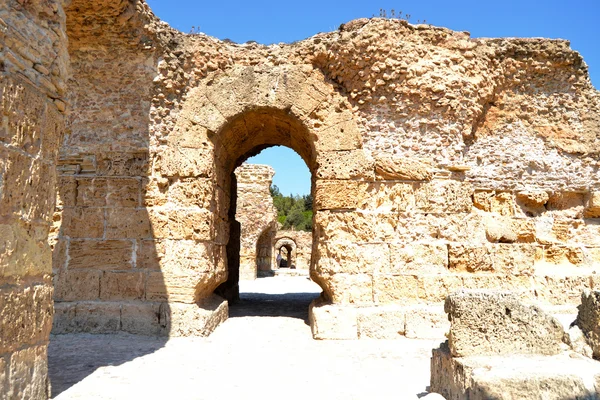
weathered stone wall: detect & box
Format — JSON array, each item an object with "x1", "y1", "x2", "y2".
[
  {"x1": 51, "y1": 1, "x2": 600, "y2": 339},
  {"x1": 1, "y1": 0, "x2": 69, "y2": 397},
  {"x1": 235, "y1": 163, "x2": 277, "y2": 280},
  {"x1": 51, "y1": 0, "x2": 228, "y2": 336}
]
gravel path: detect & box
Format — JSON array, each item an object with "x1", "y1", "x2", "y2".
[{"x1": 49, "y1": 277, "x2": 440, "y2": 400}]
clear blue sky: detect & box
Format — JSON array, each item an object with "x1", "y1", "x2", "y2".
[{"x1": 147, "y1": 0, "x2": 599, "y2": 195}]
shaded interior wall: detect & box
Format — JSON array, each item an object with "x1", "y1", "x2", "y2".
[
  {"x1": 52, "y1": 0, "x2": 228, "y2": 337},
  {"x1": 0, "y1": 0, "x2": 68, "y2": 396},
  {"x1": 235, "y1": 163, "x2": 277, "y2": 280}
]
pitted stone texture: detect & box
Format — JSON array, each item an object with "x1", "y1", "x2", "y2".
[
  {"x1": 577, "y1": 290, "x2": 600, "y2": 359},
  {"x1": 235, "y1": 164, "x2": 277, "y2": 280},
  {"x1": 445, "y1": 290, "x2": 564, "y2": 357},
  {"x1": 430, "y1": 343, "x2": 600, "y2": 400}
]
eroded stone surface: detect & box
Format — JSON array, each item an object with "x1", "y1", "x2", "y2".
[
  {"x1": 577, "y1": 290, "x2": 600, "y2": 359},
  {"x1": 445, "y1": 290, "x2": 564, "y2": 357}
]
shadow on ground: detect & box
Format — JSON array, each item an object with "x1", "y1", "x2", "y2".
[
  {"x1": 48, "y1": 333, "x2": 168, "y2": 398},
  {"x1": 229, "y1": 292, "x2": 320, "y2": 321}
]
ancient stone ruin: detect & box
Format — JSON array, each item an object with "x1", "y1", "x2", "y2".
[
  {"x1": 1, "y1": 0, "x2": 600, "y2": 397},
  {"x1": 431, "y1": 290, "x2": 600, "y2": 399}
]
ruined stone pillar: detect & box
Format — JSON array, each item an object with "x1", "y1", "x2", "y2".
[
  {"x1": 0, "y1": 0, "x2": 68, "y2": 397},
  {"x1": 234, "y1": 164, "x2": 277, "y2": 280}
]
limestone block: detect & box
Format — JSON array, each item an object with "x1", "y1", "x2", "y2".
[
  {"x1": 485, "y1": 215, "x2": 518, "y2": 243},
  {"x1": 431, "y1": 346, "x2": 600, "y2": 400},
  {"x1": 75, "y1": 178, "x2": 108, "y2": 207},
  {"x1": 315, "y1": 242, "x2": 389, "y2": 275},
  {"x1": 511, "y1": 218, "x2": 537, "y2": 243},
  {"x1": 168, "y1": 178, "x2": 213, "y2": 208},
  {"x1": 309, "y1": 300, "x2": 358, "y2": 340},
  {"x1": 0, "y1": 223, "x2": 52, "y2": 278},
  {"x1": 473, "y1": 190, "x2": 515, "y2": 216},
  {"x1": 157, "y1": 147, "x2": 212, "y2": 178},
  {"x1": 449, "y1": 243, "x2": 536, "y2": 276},
  {"x1": 547, "y1": 192, "x2": 585, "y2": 219},
  {"x1": 419, "y1": 275, "x2": 471, "y2": 303},
  {"x1": 52, "y1": 302, "x2": 121, "y2": 334},
  {"x1": 543, "y1": 245, "x2": 586, "y2": 265},
  {"x1": 445, "y1": 290, "x2": 564, "y2": 357},
  {"x1": 576, "y1": 290, "x2": 600, "y2": 358},
  {"x1": 168, "y1": 295, "x2": 229, "y2": 337},
  {"x1": 121, "y1": 302, "x2": 168, "y2": 336},
  {"x1": 0, "y1": 151, "x2": 54, "y2": 221},
  {"x1": 68, "y1": 240, "x2": 134, "y2": 270},
  {"x1": 448, "y1": 244, "x2": 493, "y2": 273},
  {"x1": 405, "y1": 306, "x2": 449, "y2": 339},
  {"x1": 106, "y1": 178, "x2": 140, "y2": 207},
  {"x1": 146, "y1": 271, "x2": 198, "y2": 303},
  {"x1": 182, "y1": 88, "x2": 227, "y2": 132},
  {"x1": 358, "y1": 182, "x2": 416, "y2": 212},
  {"x1": 387, "y1": 243, "x2": 449, "y2": 274},
  {"x1": 141, "y1": 178, "x2": 168, "y2": 207},
  {"x1": 146, "y1": 208, "x2": 170, "y2": 239},
  {"x1": 41, "y1": 100, "x2": 63, "y2": 160},
  {"x1": 373, "y1": 275, "x2": 420, "y2": 304},
  {"x1": 57, "y1": 176, "x2": 77, "y2": 207},
  {"x1": 319, "y1": 273, "x2": 374, "y2": 305},
  {"x1": 106, "y1": 208, "x2": 152, "y2": 239},
  {"x1": 356, "y1": 307, "x2": 406, "y2": 338},
  {"x1": 414, "y1": 180, "x2": 473, "y2": 213},
  {"x1": 430, "y1": 343, "x2": 469, "y2": 400},
  {"x1": 314, "y1": 180, "x2": 366, "y2": 210},
  {"x1": 585, "y1": 192, "x2": 600, "y2": 218},
  {"x1": 316, "y1": 150, "x2": 374, "y2": 180},
  {"x1": 169, "y1": 209, "x2": 213, "y2": 241},
  {"x1": 96, "y1": 152, "x2": 149, "y2": 177},
  {"x1": 315, "y1": 210, "x2": 398, "y2": 243},
  {"x1": 135, "y1": 239, "x2": 165, "y2": 271},
  {"x1": 0, "y1": 80, "x2": 45, "y2": 156},
  {"x1": 493, "y1": 244, "x2": 537, "y2": 275},
  {"x1": 516, "y1": 190, "x2": 549, "y2": 216},
  {"x1": 7, "y1": 345, "x2": 49, "y2": 400},
  {"x1": 61, "y1": 207, "x2": 104, "y2": 238},
  {"x1": 533, "y1": 275, "x2": 592, "y2": 304},
  {"x1": 100, "y1": 271, "x2": 145, "y2": 301},
  {"x1": 0, "y1": 284, "x2": 53, "y2": 354},
  {"x1": 54, "y1": 270, "x2": 100, "y2": 301},
  {"x1": 375, "y1": 155, "x2": 433, "y2": 181},
  {"x1": 314, "y1": 118, "x2": 362, "y2": 151}
]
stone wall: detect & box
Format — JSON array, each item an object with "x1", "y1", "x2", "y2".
[
  {"x1": 235, "y1": 163, "x2": 277, "y2": 280},
  {"x1": 49, "y1": 1, "x2": 600, "y2": 340},
  {"x1": 0, "y1": 0, "x2": 69, "y2": 397},
  {"x1": 51, "y1": 0, "x2": 228, "y2": 336}
]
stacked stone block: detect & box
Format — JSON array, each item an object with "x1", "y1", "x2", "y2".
[
  {"x1": 1, "y1": 0, "x2": 68, "y2": 397},
  {"x1": 234, "y1": 163, "x2": 277, "y2": 280}
]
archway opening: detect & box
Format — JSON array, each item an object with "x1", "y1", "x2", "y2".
[{"x1": 211, "y1": 108, "x2": 323, "y2": 320}]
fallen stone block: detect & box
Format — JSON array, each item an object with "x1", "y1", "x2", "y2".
[
  {"x1": 431, "y1": 343, "x2": 600, "y2": 400},
  {"x1": 445, "y1": 290, "x2": 564, "y2": 357}
]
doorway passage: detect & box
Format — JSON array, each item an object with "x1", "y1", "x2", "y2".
[{"x1": 218, "y1": 146, "x2": 321, "y2": 321}]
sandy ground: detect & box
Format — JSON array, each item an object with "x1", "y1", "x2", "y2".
[{"x1": 49, "y1": 276, "x2": 441, "y2": 400}]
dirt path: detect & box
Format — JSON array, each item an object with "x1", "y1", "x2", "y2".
[{"x1": 49, "y1": 277, "x2": 440, "y2": 400}]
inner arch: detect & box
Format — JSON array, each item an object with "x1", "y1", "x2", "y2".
[{"x1": 212, "y1": 107, "x2": 321, "y2": 303}]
